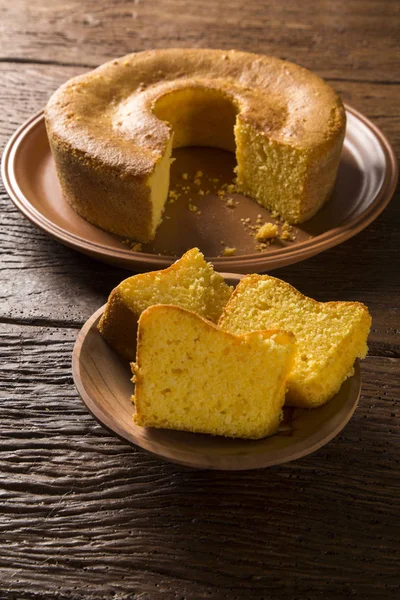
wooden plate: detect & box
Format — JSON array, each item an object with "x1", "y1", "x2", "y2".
[
  {"x1": 3, "y1": 105, "x2": 397, "y2": 273},
  {"x1": 72, "y1": 274, "x2": 361, "y2": 470}
]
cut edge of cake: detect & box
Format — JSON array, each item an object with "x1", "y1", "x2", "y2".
[
  {"x1": 132, "y1": 304, "x2": 296, "y2": 439},
  {"x1": 218, "y1": 274, "x2": 371, "y2": 408},
  {"x1": 98, "y1": 247, "x2": 233, "y2": 361}
]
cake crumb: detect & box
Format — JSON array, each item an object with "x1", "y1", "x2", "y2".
[
  {"x1": 226, "y1": 198, "x2": 235, "y2": 208},
  {"x1": 198, "y1": 189, "x2": 205, "y2": 196},
  {"x1": 280, "y1": 221, "x2": 294, "y2": 241},
  {"x1": 195, "y1": 170, "x2": 203, "y2": 178},
  {"x1": 256, "y1": 222, "x2": 278, "y2": 241},
  {"x1": 168, "y1": 189, "x2": 179, "y2": 203},
  {"x1": 194, "y1": 178, "x2": 201, "y2": 186},
  {"x1": 131, "y1": 243, "x2": 142, "y2": 252},
  {"x1": 182, "y1": 173, "x2": 188, "y2": 180},
  {"x1": 188, "y1": 203, "x2": 199, "y2": 213},
  {"x1": 222, "y1": 246, "x2": 236, "y2": 256},
  {"x1": 256, "y1": 241, "x2": 271, "y2": 251}
]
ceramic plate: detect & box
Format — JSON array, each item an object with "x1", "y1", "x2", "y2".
[
  {"x1": 72, "y1": 274, "x2": 361, "y2": 470},
  {"x1": 3, "y1": 105, "x2": 397, "y2": 273}
]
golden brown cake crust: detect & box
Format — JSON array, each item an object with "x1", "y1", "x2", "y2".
[
  {"x1": 218, "y1": 274, "x2": 371, "y2": 326},
  {"x1": 45, "y1": 49, "x2": 346, "y2": 238},
  {"x1": 97, "y1": 247, "x2": 233, "y2": 360},
  {"x1": 97, "y1": 288, "x2": 141, "y2": 361},
  {"x1": 46, "y1": 48, "x2": 345, "y2": 170}
]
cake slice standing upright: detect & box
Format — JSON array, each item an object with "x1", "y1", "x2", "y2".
[
  {"x1": 132, "y1": 305, "x2": 296, "y2": 439},
  {"x1": 218, "y1": 275, "x2": 371, "y2": 408},
  {"x1": 98, "y1": 248, "x2": 233, "y2": 361}
]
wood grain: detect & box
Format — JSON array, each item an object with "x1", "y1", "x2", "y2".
[
  {"x1": 1, "y1": 323, "x2": 399, "y2": 599},
  {"x1": 0, "y1": 0, "x2": 399, "y2": 597},
  {"x1": 0, "y1": 0, "x2": 399, "y2": 82}
]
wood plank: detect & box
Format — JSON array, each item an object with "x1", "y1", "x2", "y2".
[
  {"x1": 0, "y1": 322, "x2": 399, "y2": 598},
  {"x1": 0, "y1": 0, "x2": 399, "y2": 82}
]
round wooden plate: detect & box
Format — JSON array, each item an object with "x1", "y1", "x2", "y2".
[
  {"x1": 1, "y1": 106, "x2": 398, "y2": 273},
  {"x1": 72, "y1": 274, "x2": 361, "y2": 470}
]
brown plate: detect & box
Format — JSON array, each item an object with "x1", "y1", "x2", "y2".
[
  {"x1": 72, "y1": 274, "x2": 361, "y2": 470},
  {"x1": 2, "y1": 106, "x2": 397, "y2": 273}
]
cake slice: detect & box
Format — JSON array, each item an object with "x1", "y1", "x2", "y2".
[
  {"x1": 132, "y1": 305, "x2": 296, "y2": 439},
  {"x1": 218, "y1": 275, "x2": 371, "y2": 408},
  {"x1": 98, "y1": 248, "x2": 233, "y2": 361}
]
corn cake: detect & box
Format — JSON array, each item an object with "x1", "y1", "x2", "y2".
[
  {"x1": 218, "y1": 275, "x2": 371, "y2": 408},
  {"x1": 98, "y1": 248, "x2": 232, "y2": 360},
  {"x1": 45, "y1": 49, "x2": 345, "y2": 241},
  {"x1": 132, "y1": 305, "x2": 296, "y2": 439}
]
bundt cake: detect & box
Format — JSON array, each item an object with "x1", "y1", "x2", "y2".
[
  {"x1": 98, "y1": 247, "x2": 232, "y2": 360},
  {"x1": 132, "y1": 305, "x2": 296, "y2": 439},
  {"x1": 45, "y1": 49, "x2": 346, "y2": 241},
  {"x1": 218, "y1": 275, "x2": 371, "y2": 408}
]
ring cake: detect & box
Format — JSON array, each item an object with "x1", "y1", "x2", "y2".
[{"x1": 45, "y1": 48, "x2": 346, "y2": 242}]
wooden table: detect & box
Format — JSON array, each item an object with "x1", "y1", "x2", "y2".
[{"x1": 1, "y1": 1, "x2": 399, "y2": 598}]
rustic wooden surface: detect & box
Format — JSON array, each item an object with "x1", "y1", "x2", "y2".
[{"x1": 0, "y1": 1, "x2": 399, "y2": 598}]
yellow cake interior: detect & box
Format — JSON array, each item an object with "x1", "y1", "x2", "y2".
[
  {"x1": 118, "y1": 247, "x2": 232, "y2": 323},
  {"x1": 133, "y1": 305, "x2": 295, "y2": 439},
  {"x1": 151, "y1": 87, "x2": 312, "y2": 227},
  {"x1": 219, "y1": 275, "x2": 371, "y2": 408},
  {"x1": 147, "y1": 136, "x2": 174, "y2": 235},
  {"x1": 146, "y1": 88, "x2": 238, "y2": 236},
  {"x1": 97, "y1": 248, "x2": 233, "y2": 360},
  {"x1": 153, "y1": 87, "x2": 237, "y2": 151}
]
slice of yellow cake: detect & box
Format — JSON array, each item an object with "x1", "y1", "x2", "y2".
[
  {"x1": 98, "y1": 248, "x2": 233, "y2": 361},
  {"x1": 218, "y1": 275, "x2": 371, "y2": 408},
  {"x1": 132, "y1": 305, "x2": 296, "y2": 439}
]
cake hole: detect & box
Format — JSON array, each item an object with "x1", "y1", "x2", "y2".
[{"x1": 153, "y1": 87, "x2": 238, "y2": 152}]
